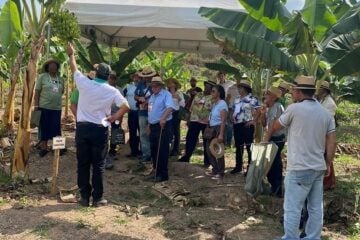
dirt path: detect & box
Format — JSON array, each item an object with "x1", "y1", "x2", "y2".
[{"x1": 0, "y1": 129, "x2": 352, "y2": 240}]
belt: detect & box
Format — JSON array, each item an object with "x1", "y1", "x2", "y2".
[{"x1": 77, "y1": 122, "x2": 106, "y2": 128}]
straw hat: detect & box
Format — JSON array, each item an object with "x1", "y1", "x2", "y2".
[
  {"x1": 139, "y1": 66, "x2": 156, "y2": 78},
  {"x1": 278, "y1": 82, "x2": 295, "y2": 92},
  {"x1": 209, "y1": 138, "x2": 225, "y2": 159},
  {"x1": 43, "y1": 58, "x2": 60, "y2": 72},
  {"x1": 293, "y1": 75, "x2": 316, "y2": 89},
  {"x1": 266, "y1": 86, "x2": 282, "y2": 99},
  {"x1": 319, "y1": 81, "x2": 330, "y2": 90},
  {"x1": 238, "y1": 79, "x2": 252, "y2": 89},
  {"x1": 151, "y1": 76, "x2": 164, "y2": 85}
]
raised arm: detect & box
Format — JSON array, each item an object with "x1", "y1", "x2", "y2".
[{"x1": 67, "y1": 43, "x2": 78, "y2": 74}]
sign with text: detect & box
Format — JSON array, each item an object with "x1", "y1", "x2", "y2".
[{"x1": 52, "y1": 137, "x2": 66, "y2": 150}]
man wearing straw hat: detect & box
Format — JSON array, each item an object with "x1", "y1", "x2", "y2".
[
  {"x1": 278, "y1": 81, "x2": 295, "y2": 108},
  {"x1": 147, "y1": 76, "x2": 175, "y2": 182},
  {"x1": 268, "y1": 75, "x2": 336, "y2": 240},
  {"x1": 135, "y1": 67, "x2": 156, "y2": 163}
]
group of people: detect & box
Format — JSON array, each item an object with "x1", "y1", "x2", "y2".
[{"x1": 34, "y1": 42, "x2": 337, "y2": 239}]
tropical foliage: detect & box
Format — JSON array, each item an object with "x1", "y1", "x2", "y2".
[{"x1": 199, "y1": 0, "x2": 360, "y2": 100}]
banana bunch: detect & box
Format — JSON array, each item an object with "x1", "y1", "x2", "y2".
[{"x1": 50, "y1": 10, "x2": 81, "y2": 43}]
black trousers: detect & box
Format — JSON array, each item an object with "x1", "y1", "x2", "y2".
[
  {"x1": 76, "y1": 123, "x2": 108, "y2": 201},
  {"x1": 183, "y1": 122, "x2": 209, "y2": 165},
  {"x1": 233, "y1": 122, "x2": 255, "y2": 171},
  {"x1": 109, "y1": 122, "x2": 120, "y2": 154},
  {"x1": 128, "y1": 110, "x2": 140, "y2": 155},
  {"x1": 150, "y1": 122, "x2": 171, "y2": 179},
  {"x1": 170, "y1": 110, "x2": 181, "y2": 154},
  {"x1": 267, "y1": 135, "x2": 285, "y2": 195}
]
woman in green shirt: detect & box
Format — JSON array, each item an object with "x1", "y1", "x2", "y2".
[{"x1": 34, "y1": 59, "x2": 64, "y2": 157}]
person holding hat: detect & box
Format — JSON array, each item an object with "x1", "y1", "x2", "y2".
[
  {"x1": 179, "y1": 80, "x2": 215, "y2": 166},
  {"x1": 260, "y1": 87, "x2": 286, "y2": 197},
  {"x1": 67, "y1": 43, "x2": 129, "y2": 207},
  {"x1": 316, "y1": 81, "x2": 337, "y2": 117},
  {"x1": 34, "y1": 58, "x2": 64, "y2": 157},
  {"x1": 205, "y1": 84, "x2": 228, "y2": 182},
  {"x1": 135, "y1": 67, "x2": 156, "y2": 163},
  {"x1": 147, "y1": 76, "x2": 176, "y2": 182},
  {"x1": 267, "y1": 75, "x2": 336, "y2": 240},
  {"x1": 230, "y1": 80, "x2": 260, "y2": 175},
  {"x1": 167, "y1": 78, "x2": 185, "y2": 156}
]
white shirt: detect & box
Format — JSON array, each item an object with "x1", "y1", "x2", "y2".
[
  {"x1": 74, "y1": 71, "x2": 128, "y2": 124},
  {"x1": 321, "y1": 95, "x2": 337, "y2": 117},
  {"x1": 220, "y1": 80, "x2": 236, "y2": 95},
  {"x1": 279, "y1": 100, "x2": 335, "y2": 171},
  {"x1": 125, "y1": 83, "x2": 138, "y2": 110},
  {"x1": 171, "y1": 91, "x2": 185, "y2": 111}
]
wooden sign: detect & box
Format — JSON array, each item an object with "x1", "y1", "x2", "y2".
[{"x1": 53, "y1": 137, "x2": 66, "y2": 150}]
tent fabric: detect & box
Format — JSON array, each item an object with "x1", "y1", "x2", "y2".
[{"x1": 64, "y1": 0, "x2": 244, "y2": 53}]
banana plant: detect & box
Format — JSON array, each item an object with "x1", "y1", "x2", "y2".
[
  {"x1": 204, "y1": 58, "x2": 243, "y2": 82},
  {"x1": 199, "y1": 0, "x2": 360, "y2": 80}
]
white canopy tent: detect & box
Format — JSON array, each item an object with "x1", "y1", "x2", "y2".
[{"x1": 64, "y1": 0, "x2": 244, "y2": 54}]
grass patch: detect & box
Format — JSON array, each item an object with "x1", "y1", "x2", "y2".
[
  {"x1": 143, "y1": 187, "x2": 157, "y2": 200},
  {"x1": 31, "y1": 221, "x2": 56, "y2": 238},
  {"x1": 75, "y1": 219, "x2": 89, "y2": 229},
  {"x1": 336, "y1": 125, "x2": 360, "y2": 144},
  {"x1": 114, "y1": 216, "x2": 128, "y2": 225}
]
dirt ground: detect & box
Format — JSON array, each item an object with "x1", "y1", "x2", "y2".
[{"x1": 0, "y1": 126, "x2": 355, "y2": 240}]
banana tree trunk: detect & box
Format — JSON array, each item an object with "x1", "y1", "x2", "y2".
[
  {"x1": 3, "y1": 48, "x2": 25, "y2": 130},
  {"x1": 248, "y1": 69, "x2": 263, "y2": 143},
  {"x1": 12, "y1": 37, "x2": 44, "y2": 178},
  {"x1": 0, "y1": 78, "x2": 3, "y2": 109}
]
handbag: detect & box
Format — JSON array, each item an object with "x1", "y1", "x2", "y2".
[
  {"x1": 203, "y1": 126, "x2": 215, "y2": 140},
  {"x1": 110, "y1": 127, "x2": 125, "y2": 145},
  {"x1": 30, "y1": 109, "x2": 41, "y2": 128}
]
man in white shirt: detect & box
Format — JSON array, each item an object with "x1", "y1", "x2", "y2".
[
  {"x1": 268, "y1": 75, "x2": 336, "y2": 240},
  {"x1": 67, "y1": 43, "x2": 129, "y2": 207}
]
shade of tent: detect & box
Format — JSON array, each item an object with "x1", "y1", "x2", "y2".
[{"x1": 64, "y1": 0, "x2": 244, "y2": 54}]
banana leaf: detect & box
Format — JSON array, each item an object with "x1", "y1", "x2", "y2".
[
  {"x1": 331, "y1": 47, "x2": 360, "y2": 77},
  {"x1": 322, "y1": 32, "x2": 360, "y2": 64},
  {"x1": 198, "y1": 7, "x2": 279, "y2": 41},
  {"x1": 208, "y1": 27, "x2": 299, "y2": 72},
  {"x1": 112, "y1": 36, "x2": 155, "y2": 75},
  {"x1": 0, "y1": 0, "x2": 22, "y2": 47},
  {"x1": 204, "y1": 62, "x2": 241, "y2": 76},
  {"x1": 87, "y1": 40, "x2": 105, "y2": 64},
  {"x1": 283, "y1": 12, "x2": 319, "y2": 55},
  {"x1": 238, "y1": 0, "x2": 291, "y2": 32},
  {"x1": 73, "y1": 38, "x2": 93, "y2": 71},
  {"x1": 301, "y1": 0, "x2": 337, "y2": 42},
  {"x1": 327, "y1": 2, "x2": 360, "y2": 35}
]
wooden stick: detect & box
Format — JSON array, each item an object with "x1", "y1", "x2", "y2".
[{"x1": 51, "y1": 149, "x2": 60, "y2": 195}]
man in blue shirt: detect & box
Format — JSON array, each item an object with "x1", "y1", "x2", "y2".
[
  {"x1": 148, "y1": 76, "x2": 175, "y2": 182},
  {"x1": 135, "y1": 67, "x2": 156, "y2": 163}
]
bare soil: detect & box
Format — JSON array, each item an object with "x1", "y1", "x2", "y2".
[{"x1": 0, "y1": 126, "x2": 356, "y2": 240}]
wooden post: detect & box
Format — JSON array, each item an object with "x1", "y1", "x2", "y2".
[{"x1": 51, "y1": 149, "x2": 60, "y2": 195}]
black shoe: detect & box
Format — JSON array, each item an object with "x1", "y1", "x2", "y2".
[
  {"x1": 230, "y1": 167, "x2": 241, "y2": 174},
  {"x1": 39, "y1": 149, "x2": 49, "y2": 158},
  {"x1": 154, "y1": 176, "x2": 168, "y2": 183},
  {"x1": 178, "y1": 156, "x2": 189, "y2": 162},
  {"x1": 92, "y1": 198, "x2": 108, "y2": 207},
  {"x1": 78, "y1": 197, "x2": 90, "y2": 207},
  {"x1": 60, "y1": 148, "x2": 67, "y2": 156}
]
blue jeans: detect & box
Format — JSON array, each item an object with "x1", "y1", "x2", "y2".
[
  {"x1": 282, "y1": 170, "x2": 325, "y2": 240},
  {"x1": 138, "y1": 116, "x2": 151, "y2": 162}
]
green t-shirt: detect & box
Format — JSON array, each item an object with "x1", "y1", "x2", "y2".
[
  {"x1": 35, "y1": 73, "x2": 64, "y2": 110},
  {"x1": 70, "y1": 88, "x2": 79, "y2": 104}
]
